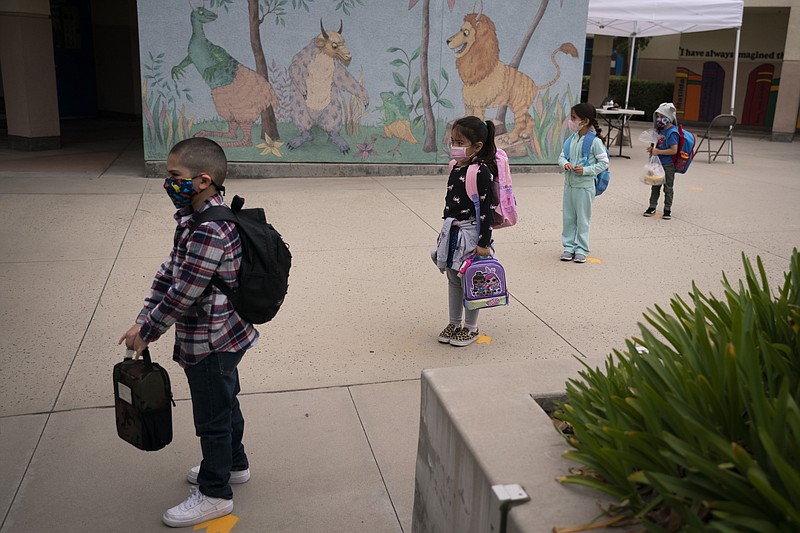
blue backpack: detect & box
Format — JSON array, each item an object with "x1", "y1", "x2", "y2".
[
  {"x1": 672, "y1": 124, "x2": 695, "y2": 174},
  {"x1": 563, "y1": 132, "x2": 611, "y2": 196}
]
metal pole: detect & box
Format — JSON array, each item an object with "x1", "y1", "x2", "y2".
[
  {"x1": 729, "y1": 26, "x2": 741, "y2": 161},
  {"x1": 624, "y1": 34, "x2": 636, "y2": 108},
  {"x1": 730, "y1": 26, "x2": 741, "y2": 115}
]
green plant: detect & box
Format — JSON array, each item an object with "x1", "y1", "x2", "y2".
[
  {"x1": 142, "y1": 52, "x2": 193, "y2": 159},
  {"x1": 526, "y1": 85, "x2": 575, "y2": 162},
  {"x1": 387, "y1": 46, "x2": 453, "y2": 130},
  {"x1": 555, "y1": 250, "x2": 800, "y2": 532}
]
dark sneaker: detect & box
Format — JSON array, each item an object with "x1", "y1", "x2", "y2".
[
  {"x1": 662, "y1": 210, "x2": 671, "y2": 220},
  {"x1": 187, "y1": 466, "x2": 250, "y2": 485},
  {"x1": 560, "y1": 251, "x2": 574, "y2": 261},
  {"x1": 573, "y1": 253, "x2": 587, "y2": 263},
  {"x1": 438, "y1": 323, "x2": 459, "y2": 344},
  {"x1": 643, "y1": 207, "x2": 656, "y2": 217},
  {"x1": 162, "y1": 487, "x2": 233, "y2": 528},
  {"x1": 450, "y1": 327, "x2": 480, "y2": 347}
]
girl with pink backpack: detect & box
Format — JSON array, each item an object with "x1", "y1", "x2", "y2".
[{"x1": 431, "y1": 116, "x2": 516, "y2": 347}]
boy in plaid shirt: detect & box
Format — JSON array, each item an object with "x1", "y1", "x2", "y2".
[{"x1": 119, "y1": 138, "x2": 257, "y2": 527}]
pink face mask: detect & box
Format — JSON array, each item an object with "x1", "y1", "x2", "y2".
[
  {"x1": 568, "y1": 119, "x2": 583, "y2": 133},
  {"x1": 450, "y1": 145, "x2": 470, "y2": 162}
]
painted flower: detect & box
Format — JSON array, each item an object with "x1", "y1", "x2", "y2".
[
  {"x1": 256, "y1": 134, "x2": 284, "y2": 158},
  {"x1": 356, "y1": 138, "x2": 375, "y2": 161}
]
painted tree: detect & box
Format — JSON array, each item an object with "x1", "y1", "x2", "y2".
[
  {"x1": 494, "y1": 0, "x2": 549, "y2": 135},
  {"x1": 409, "y1": 0, "x2": 457, "y2": 153},
  {"x1": 244, "y1": 0, "x2": 323, "y2": 139}
]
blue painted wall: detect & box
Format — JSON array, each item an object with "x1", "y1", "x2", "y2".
[{"x1": 137, "y1": 0, "x2": 588, "y2": 164}]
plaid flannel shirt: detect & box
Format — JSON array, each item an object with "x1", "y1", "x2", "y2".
[{"x1": 137, "y1": 193, "x2": 258, "y2": 366}]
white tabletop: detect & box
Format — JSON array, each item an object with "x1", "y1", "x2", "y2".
[{"x1": 596, "y1": 108, "x2": 645, "y2": 116}]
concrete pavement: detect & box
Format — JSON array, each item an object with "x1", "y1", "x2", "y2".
[{"x1": 0, "y1": 121, "x2": 798, "y2": 532}]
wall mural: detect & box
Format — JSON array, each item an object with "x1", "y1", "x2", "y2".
[{"x1": 138, "y1": 0, "x2": 587, "y2": 165}]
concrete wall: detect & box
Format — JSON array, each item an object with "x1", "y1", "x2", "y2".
[
  {"x1": 412, "y1": 361, "x2": 620, "y2": 533},
  {"x1": 137, "y1": 0, "x2": 588, "y2": 164}
]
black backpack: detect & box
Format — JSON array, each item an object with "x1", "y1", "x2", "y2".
[{"x1": 190, "y1": 195, "x2": 291, "y2": 324}]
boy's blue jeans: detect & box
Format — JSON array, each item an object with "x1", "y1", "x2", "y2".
[{"x1": 184, "y1": 349, "x2": 248, "y2": 500}]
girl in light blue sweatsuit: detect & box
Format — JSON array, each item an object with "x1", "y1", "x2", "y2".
[{"x1": 558, "y1": 103, "x2": 609, "y2": 263}]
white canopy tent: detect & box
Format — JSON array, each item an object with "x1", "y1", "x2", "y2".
[{"x1": 587, "y1": 0, "x2": 745, "y2": 116}]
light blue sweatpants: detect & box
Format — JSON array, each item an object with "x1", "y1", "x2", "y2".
[{"x1": 562, "y1": 184, "x2": 595, "y2": 256}]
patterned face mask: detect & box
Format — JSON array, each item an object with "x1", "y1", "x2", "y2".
[
  {"x1": 656, "y1": 117, "x2": 670, "y2": 130},
  {"x1": 163, "y1": 176, "x2": 198, "y2": 209}
]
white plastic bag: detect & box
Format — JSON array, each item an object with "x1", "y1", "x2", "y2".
[
  {"x1": 640, "y1": 155, "x2": 665, "y2": 186},
  {"x1": 638, "y1": 129, "x2": 659, "y2": 145}
]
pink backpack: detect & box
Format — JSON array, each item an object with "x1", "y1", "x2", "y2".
[{"x1": 449, "y1": 148, "x2": 518, "y2": 229}]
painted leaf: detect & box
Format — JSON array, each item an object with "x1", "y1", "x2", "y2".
[
  {"x1": 408, "y1": 0, "x2": 420, "y2": 9},
  {"x1": 392, "y1": 72, "x2": 405, "y2": 88}
]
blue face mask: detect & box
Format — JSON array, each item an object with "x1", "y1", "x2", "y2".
[
  {"x1": 163, "y1": 176, "x2": 198, "y2": 209},
  {"x1": 656, "y1": 117, "x2": 670, "y2": 130}
]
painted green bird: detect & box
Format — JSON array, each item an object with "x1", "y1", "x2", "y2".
[{"x1": 377, "y1": 91, "x2": 418, "y2": 155}]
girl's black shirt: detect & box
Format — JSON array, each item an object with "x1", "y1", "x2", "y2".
[{"x1": 443, "y1": 162, "x2": 495, "y2": 248}]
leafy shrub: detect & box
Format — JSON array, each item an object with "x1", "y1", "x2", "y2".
[
  {"x1": 555, "y1": 250, "x2": 800, "y2": 532},
  {"x1": 582, "y1": 76, "x2": 674, "y2": 122}
]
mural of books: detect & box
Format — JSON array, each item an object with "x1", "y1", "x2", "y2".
[
  {"x1": 674, "y1": 67, "x2": 702, "y2": 121},
  {"x1": 699, "y1": 62, "x2": 724, "y2": 122},
  {"x1": 742, "y1": 64, "x2": 774, "y2": 126},
  {"x1": 765, "y1": 77, "x2": 779, "y2": 128}
]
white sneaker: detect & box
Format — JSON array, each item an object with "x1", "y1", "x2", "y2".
[
  {"x1": 187, "y1": 465, "x2": 251, "y2": 485},
  {"x1": 162, "y1": 487, "x2": 233, "y2": 528}
]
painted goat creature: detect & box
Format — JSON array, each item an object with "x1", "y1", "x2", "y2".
[
  {"x1": 171, "y1": 6, "x2": 278, "y2": 147},
  {"x1": 286, "y1": 20, "x2": 369, "y2": 154}
]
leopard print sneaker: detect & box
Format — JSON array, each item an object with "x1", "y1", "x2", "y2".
[
  {"x1": 438, "y1": 323, "x2": 459, "y2": 343},
  {"x1": 449, "y1": 327, "x2": 480, "y2": 347}
]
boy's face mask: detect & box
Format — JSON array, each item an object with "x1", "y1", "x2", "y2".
[
  {"x1": 656, "y1": 116, "x2": 670, "y2": 130},
  {"x1": 163, "y1": 176, "x2": 199, "y2": 209}
]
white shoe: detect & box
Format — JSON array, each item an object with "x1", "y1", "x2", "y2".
[
  {"x1": 187, "y1": 465, "x2": 250, "y2": 485},
  {"x1": 162, "y1": 487, "x2": 233, "y2": 528}
]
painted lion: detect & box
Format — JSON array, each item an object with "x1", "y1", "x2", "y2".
[{"x1": 447, "y1": 13, "x2": 578, "y2": 143}]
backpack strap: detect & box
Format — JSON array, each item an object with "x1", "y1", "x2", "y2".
[
  {"x1": 464, "y1": 163, "x2": 481, "y2": 226},
  {"x1": 188, "y1": 206, "x2": 239, "y2": 298},
  {"x1": 581, "y1": 131, "x2": 597, "y2": 162},
  {"x1": 189, "y1": 205, "x2": 237, "y2": 233},
  {"x1": 563, "y1": 133, "x2": 575, "y2": 162}
]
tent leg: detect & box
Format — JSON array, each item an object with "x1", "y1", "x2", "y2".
[{"x1": 624, "y1": 35, "x2": 636, "y2": 109}]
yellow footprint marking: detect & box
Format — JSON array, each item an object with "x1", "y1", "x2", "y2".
[
  {"x1": 690, "y1": 187, "x2": 704, "y2": 191},
  {"x1": 193, "y1": 514, "x2": 239, "y2": 533},
  {"x1": 477, "y1": 335, "x2": 492, "y2": 345},
  {"x1": 586, "y1": 257, "x2": 602, "y2": 264}
]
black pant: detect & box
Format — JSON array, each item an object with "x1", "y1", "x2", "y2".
[{"x1": 184, "y1": 350, "x2": 248, "y2": 499}]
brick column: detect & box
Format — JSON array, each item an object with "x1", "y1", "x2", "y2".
[
  {"x1": 772, "y1": 6, "x2": 800, "y2": 142},
  {"x1": 587, "y1": 35, "x2": 613, "y2": 107},
  {"x1": 0, "y1": 0, "x2": 60, "y2": 150}
]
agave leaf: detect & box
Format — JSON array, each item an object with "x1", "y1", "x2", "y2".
[{"x1": 556, "y1": 474, "x2": 631, "y2": 500}]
